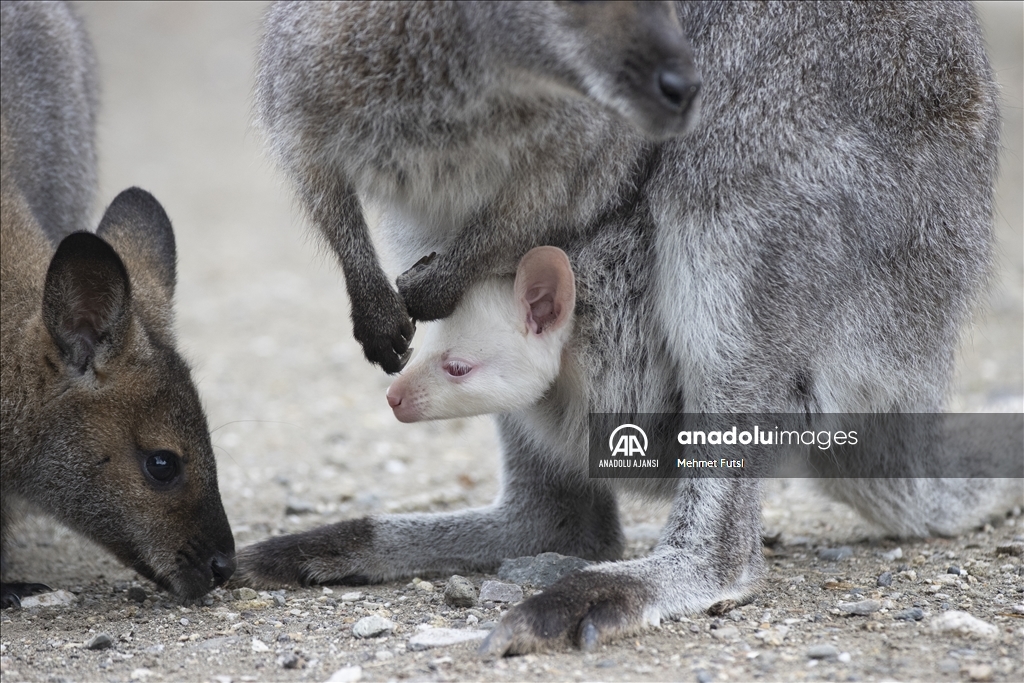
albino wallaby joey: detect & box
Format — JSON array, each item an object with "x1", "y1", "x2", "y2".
[
  {"x1": 242, "y1": 0, "x2": 1018, "y2": 655},
  {"x1": 387, "y1": 247, "x2": 575, "y2": 422},
  {"x1": 1, "y1": 1, "x2": 235, "y2": 607}
]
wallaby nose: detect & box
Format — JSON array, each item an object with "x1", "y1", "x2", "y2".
[
  {"x1": 657, "y1": 68, "x2": 700, "y2": 114},
  {"x1": 210, "y1": 551, "x2": 236, "y2": 587},
  {"x1": 386, "y1": 388, "x2": 402, "y2": 408}
]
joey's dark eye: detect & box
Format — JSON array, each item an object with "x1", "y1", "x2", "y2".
[{"x1": 144, "y1": 450, "x2": 180, "y2": 483}]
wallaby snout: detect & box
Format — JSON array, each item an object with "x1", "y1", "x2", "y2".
[{"x1": 557, "y1": 0, "x2": 702, "y2": 139}]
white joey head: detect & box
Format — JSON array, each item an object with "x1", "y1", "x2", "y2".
[{"x1": 386, "y1": 246, "x2": 575, "y2": 422}]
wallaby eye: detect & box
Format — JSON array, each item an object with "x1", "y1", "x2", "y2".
[
  {"x1": 443, "y1": 360, "x2": 473, "y2": 377},
  {"x1": 144, "y1": 450, "x2": 180, "y2": 484}
]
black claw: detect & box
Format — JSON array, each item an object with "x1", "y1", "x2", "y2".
[{"x1": 409, "y1": 252, "x2": 437, "y2": 270}]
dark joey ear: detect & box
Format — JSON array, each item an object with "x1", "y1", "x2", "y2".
[
  {"x1": 514, "y1": 246, "x2": 576, "y2": 335},
  {"x1": 95, "y1": 187, "x2": 176, "y2": 300},
  {"x1": 42, "y1": 232, "x2": 132, "y2": 373}
]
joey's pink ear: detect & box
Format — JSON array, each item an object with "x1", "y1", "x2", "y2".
[{"x1": 514, "y1": 247, "x2": 575, "y2": 335}]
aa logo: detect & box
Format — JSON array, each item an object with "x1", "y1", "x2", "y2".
[{"x1": 609, "y1": 424, "x2": 648, "y2": 458}]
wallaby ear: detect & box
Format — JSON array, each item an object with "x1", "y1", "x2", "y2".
[
  {"x1": 514, "y1": 246, "x2": 576, "y2": 336},
  {"x1": 95, "y1": 187, "x2": 176, "y2": 300},
  {"x1": 42, "y1": 232, "x2": 132, "y2": 373}
]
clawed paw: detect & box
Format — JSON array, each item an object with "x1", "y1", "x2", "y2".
[
  {"x1": 479, "y1": 572, "x2": 648, "y2": 656},
  {"x1": 396, "y1": 253, "x2": 466, "y2": 322},
  {"x1": 351, "y1": 288, "x2": 415, "y2": 374},
  {"x1": 1, "y1": 582, "x2": 52, "y2": 609}
]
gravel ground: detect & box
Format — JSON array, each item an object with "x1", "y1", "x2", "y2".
[{"x1": 1, "y1": 2, "x2": 1022, "y2": 682}]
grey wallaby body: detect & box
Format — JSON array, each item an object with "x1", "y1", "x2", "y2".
[
  {"x1": 1, "y1": 0, "x2": 235, "y2": 607},
  {"x1": 241, "y1": 0, "x2": 1020, "y2": 654}
]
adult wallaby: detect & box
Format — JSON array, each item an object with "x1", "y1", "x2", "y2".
[
  {"x1": 243, "y1": 0, "x2": 1017, "y2": 654},
  {"x1": 1, "y1": 1, "x2": 235, "y2": 607}
]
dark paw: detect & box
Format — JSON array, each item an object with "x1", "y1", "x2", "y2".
[
  {"x1": 350, "y1": 287, "x2": 415, "y2": 374},
  {"x1": 396, "y1": 252, "x2": 466, "y2": 322},
  {"x1": 479, "y1": 572, "x2": 649, "y2": 656},
  {"x1": 1, "y1": 582, "x2": 52, "y2": 609},
  {"x1": 235, "y1": 519, "x2": 376, "y2": 589}
]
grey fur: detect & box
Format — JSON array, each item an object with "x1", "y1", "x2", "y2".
[
  {"x1": 0, "y1": 0, "x2": 98, "y2": 241},
  {"x1": 1, "y1": 1, "x2": 234, "y2": 607},
  {"x1": 242, "y1": 0, "x2": 1019, "y2": 654}
]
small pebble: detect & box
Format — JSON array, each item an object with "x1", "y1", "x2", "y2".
[
  {"x1": 284, "y1": 497, "x2": 316, "y2": 515},
  {"x1": 967, "y1": 664, "x2": 994, "y2": 681},
  {"x1": 85, "y1": 633, "x2": 113, "y2": 650},
  {"x1": 893, "y1": 607, "x2": 925, "y2": 621},
  {"x1": 341, "y1": 591, "x2": 363, "y2": 602},
  {"x1": 497, "y1": 552, "x2": 592, "y2": 588},
  {"x1": 407, "y1": 628, "x2": 489, "y2": 651},
  {"x1": 837, "y1": 652, "x2": 851, "y2": 664},
  {"x1": 947, "y1": 566, "x2": 961, "y2": 575},
  {"x1": 881, "y1": 547, "x2": 903, "y2": 561},
  {"x1": 695, "y1": 670, "x2": 713, "y2": 683},
  {"x1": 352, "y1": 615, "x2": 396, "y2": 639},
  {"x1": 929, "y1": 610, "x2": 998, "y2": 639},
  {"x1": 478, "y1": 580, "x2": 523, "y2": 604},
  {"x1": 817, "y1": 546, "x2": 853, "y2": 562},
  {"x1": 232, "y1": 588, "x2": 258, "y2": 601},
  {"x1": 443, "y1": 576, "x2": 477, "y2": 608},
  {"x1": 877, "y1": 572, "x2": 893, "y2": 587},
  {"x1": 277, "y1": 653, "x2": 304, "y2": 669},
  {"x1": 837, "y1": 599, "x2": 880, "y2": 616},
  {"x1": 127, "y1": 587, "x2": 147, "y2": 603},
  {"x1": 325, "y1": 666, "x2": 362, "y2": 683},
  {"x1": 807, "y1": 644, "x2": 839, "y2": 660}
]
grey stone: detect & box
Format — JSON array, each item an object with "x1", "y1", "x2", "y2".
[
  {"x1": 127, "y1": 587, "x2": 147, "y2": 603},
  {"x1": 498, "y1": 552, "x2": 592, "y2": 588},
  {"x1": 876, "y1": 571, "x2": 893, "y2": 587},
  {"x1": 893, "y1": 607, "x2": 925, "y2": 621},
  {"x1": 196, "y1": 636, "x2": 239, "y2": 651},
  {"x1": 443, "y1": 575, "x2": 477, "y2": 608},
  {"x1": 407, "y1": 628, "x2": 489, "y2": 651},
  {"x1": 807, "y1": 644, "x2": 839, "y2": 659},
  {"x1": 695, "y1": 669, "x2": 713, "y2": 683},
  {"x1": 19, "y1": 590, "x2": 75, "y2": 608},
  {"x1": 352, "y1": 615, "x2": 396, "y2": 638},
  {"x1": 231, "y1": 587, "x2": 258, "y2": 601},
  {"x1": 325, "y1": 666, "x2": 363, "y2": 683},
  {"x1": 710, "y1": 625, "x2": 740, "y2": 640},
  {"x1": 85, "y1": 633, "x2": 113, "y2": 650},
  {"x1": 277, "y1": 653, "x2": 304, "y2": 669},
  {"x1": 478, "y1": 580, "x2": 523, "y2": 604},
  {"x1": 284, "y1": 497, "x2": 316, "y2": 515},
  {"x1": 947, "y1": 565, "x2": 962, "y2": 575},
  {"x1": 929, "y1": 610, "x2": 998, "y2": 639},
  {"x1": 817, "y1": 546, "x2": 853, "y2": 562},
  {"x1": 837, "y1": 599, "x2": 881, "y2": 615}
]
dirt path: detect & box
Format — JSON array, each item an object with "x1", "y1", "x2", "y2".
[{"x1": 1, "y1": 3, "x2": 1021, "y2": 682}]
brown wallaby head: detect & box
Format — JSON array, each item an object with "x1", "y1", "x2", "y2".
[
  {"x1": 467, "y1": 0, "x2": 700, "y2": 139},
  {"x1": 2, "y1": 188, "x2": 235, "y2": 604}
]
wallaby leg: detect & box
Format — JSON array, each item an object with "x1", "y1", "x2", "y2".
[
  {"x1": 297, "y1": 167, "x2": 415, "y2": 373},
  {"x1": 811, "y1": 414, "x2": 1024, "y2": 537},
  {"x1": 481, "y1": 478, "x2": 764, "y2": 655},
  {"x1": 237, "y1": 416, "x2": 624, "y2": 587}
]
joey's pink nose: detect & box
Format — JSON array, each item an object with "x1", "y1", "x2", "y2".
[{"x1": 386, "y1": 388, "x2": 402, "y2": 408}]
